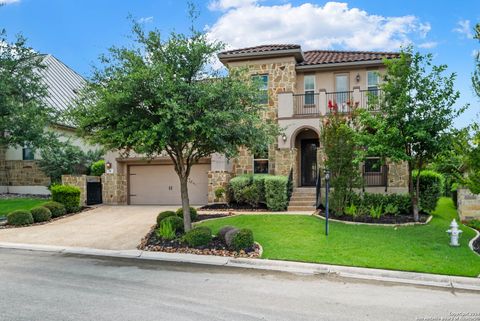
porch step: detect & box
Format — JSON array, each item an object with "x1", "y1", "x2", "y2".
[
  {"x1": 288, "y1": 200, "x2": 316, "y2": 207},
  {"x1": 289, "y1": 196, "x2": 317, "y2": 202},
  {"x1": 287, "y1": 187, "x2": 317, "y2": 212}
]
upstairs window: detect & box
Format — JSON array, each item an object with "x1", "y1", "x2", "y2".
[
  {"x1": 304, "y1": 75, "x2": 315, "y2": 105},
  {"x1": 367, "y1": 71, "x2": 379, "y2": 95},
  {"x1": 253, "y1": 147, "x2": 269, "y2": 174},
  {"x1": 22, "y1": 147, "x2": 34, "y2": 160},
  {"x1": 252, "y1": 74, "x2": 269, "y2": 104}
]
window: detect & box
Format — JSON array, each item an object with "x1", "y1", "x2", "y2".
[
  {"x1": 22, "y1": 147, "x2": 34, "y2": 160},
  {"x1": 252, "y1": 74, "x2": 269, "y2": 104},
  {"x1": 367, "y1": 71, "x2": 379, "y2": 95},
  {"x1": 253, "y1": 147, "x2": 269, "y2": 174},
  {"x1": 304, "y1": 75, "x2": 315, "y2": 105},
  {"x1": 364, "y1": 158, "x2": 382, "y2": 173}
]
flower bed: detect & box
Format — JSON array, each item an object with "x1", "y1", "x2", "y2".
[{"x1": 318, "y1": 211, "x2": 430, "y2": 224}]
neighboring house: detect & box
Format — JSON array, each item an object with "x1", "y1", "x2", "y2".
[
  {"x1": 0, "y1": 54, "x2": 96, "y2": 195},
  {"x1": 103, "y1": 44, "x2": 409, "y2": 208}
]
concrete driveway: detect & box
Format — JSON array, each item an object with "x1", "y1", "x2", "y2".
[{"x1": 0, "y1": 205, "x2": 175, "y2": 250}]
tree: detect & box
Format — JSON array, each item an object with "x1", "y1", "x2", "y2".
[
  {"x1": 472, "y1": 23, "x2": 480, "y2": 97},
  {"x1": 357, "y1": 48, "x2": 463, "y2": 221},
  {"x1": 0, "y1": 29, "x2": 54, "y2": 189},
  {"x1": 321, "y1": 109, "x2": 361, "y2": 214},
  {"x1": 71, "y1": 12, "x2": 279, "y2": 231}
]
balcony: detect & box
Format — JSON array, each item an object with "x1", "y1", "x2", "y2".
[{"x1": 280, "y1": 88, "x2": 382, "y2": 118}]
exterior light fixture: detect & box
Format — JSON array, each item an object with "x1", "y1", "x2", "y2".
[
  {"x1": 324, "y1": 168, "x2": 331, "y2": 236},
  {"x1": 282, "y1": 133, "x2": 287, "y2": 142},
  {"x1": 356, "y1": 73, "x2": 361, "y2": 83},
  {"x1": 105, "y1": 161, "x2": 112, "y2": 170}
]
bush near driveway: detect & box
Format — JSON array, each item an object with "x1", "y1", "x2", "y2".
[
  {"x1": 264, "y1": 176, "x2": 289, "y2": 211},
  {"x1": 156, "y1": 211, "x2": 176, "y2": 227},
  {"x1": 7, "y1": 210, "x2": 34, "y2": 226},
  {"x1": 176, "y1": 207, "x2": 198, "y2": 222},
  {"x1": 0, "y1": 198, "x2": 48, "y2": 219},
  {"x1": 30, "y1": 206, "x2": 52, "y2": 222},
  {"x1": 183, "y1": 226, "x2": 212, "y2": 247},
  {"x1": 199, "y1": 198, "x2": 480, "y2": 277},
  {"x1": 42, "y1": 201, "x2": 66, "y2": 218},
  {"x1": 51, "y1": 185, "x2": 81, "y2": 213}
]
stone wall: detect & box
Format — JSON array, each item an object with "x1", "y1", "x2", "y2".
[
  {"x1": 457, "y1": 188, "x2": 480, "y2": 221},
  {"x1": 62, "y1": 175, "x2": 87, "y2": 206},
  {"x1": 102, "y1": 173, "x2": 127, "y2": 205},
  {"x1": 208, "y1": 171, "x2": 231, "y2": 203},
  {"x1": 1, "y1": 161, "x2": 50, "y2": 187},
  {"x1": 388, "y1": 161, "x2": 409, "y2": 189}
]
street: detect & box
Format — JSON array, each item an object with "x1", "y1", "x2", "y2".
[{"x1": 0, "y1": 249, "x2": 478, "y2": 321}]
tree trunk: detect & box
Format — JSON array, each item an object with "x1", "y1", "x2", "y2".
[
  {"x1": 179, "y1": 175, "x2": 192, "y2": 232},
  {"x1": 407, "y1": 161, "x2": 419, "y2": 221},
  {"x1": 0, "y1": 143, "x2": 8, "y2": 194},
  {"x1": 413, "y1": 163, "x2": 423, "y2": 222}
]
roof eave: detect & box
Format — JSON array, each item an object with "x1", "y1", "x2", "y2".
[
  {"x1": 218, "y1": 48, "x2": 305, "y2": 64},
  {"x1": 296, "y1": 59, "x2": 387, "y2": 71}
]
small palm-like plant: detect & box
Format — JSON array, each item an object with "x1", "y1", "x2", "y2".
[{"x1": 156, "y1": 220, "x2": 176, "y2": 241}]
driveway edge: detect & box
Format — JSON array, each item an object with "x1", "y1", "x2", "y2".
[{"x1": 1, "y1": 242, "x2": 479, "y2": 292}]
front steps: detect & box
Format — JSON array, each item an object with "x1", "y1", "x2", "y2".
[{"x1": 287, "y1": 187, "x2": 317, "y2": 212}]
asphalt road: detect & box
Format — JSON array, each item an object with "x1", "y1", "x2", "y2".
[{"x1": 0, "y1": 249, "x2": 479, "y2": 321}]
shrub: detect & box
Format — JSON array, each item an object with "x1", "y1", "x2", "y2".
[
  {"x1": 229, "y1": 175, "x2": 252, "y2": 204},
  {"x1": 51, "y1": 185, "x2": 81, "y2": 213},
  {"x1": 157, "y1": 211, "x2": 176, "y2": 227},
  {"x1": 156, "y1": 220, "x2": 175, "y2": 240},
  {"x1": 224, "y1": 228, "x2": 240, "y2": 247},
  {"x1": 176, "y1": 207, "x2": 198, "y2": 222},
  {"x1": 466, "y1": 219, "x2": 480, "y2": 231},
  {"x1": 90, "y1": 160, "x2": 105, "y2": 176},
  {"x1": 387, "y1": 194, "x2": 412, "y2": 215},
  {"x1": 162, "y1": 216, "x2": 184, "y2": 233},
  {"x1": 183, "y1": 227, "x2": 212, "y2": 247},
  {"x1": 369, "y1": 205, "x2": 382, "y2": 219},
  {"x1": 344, "y1": 204, "x2": 357, "y2": 217},
  {"x1": 230, "y1": 228, "x2": 254, "y2": 251},
  {"x1": 218, "y1": 225, "x2": 236, "y2": 242},
  {"x1": 353, "y1": 193, "x2": 411, "y2": 215},
  {"x1": 42, "y1": 201, "x2": 66, "y2": 218},
  {"x1": 264, "y1": 175, "x2": 288, "y2": 211},
  {"x1": 7, "y1": 210, "x2": 34, "y2": 226},
  {"x1": 214, "y1": 187, "x2": 226, "y2": 200},
  {"x1": 30, "y1": 206, "x2": 52, "y2": 223},
  {"x1": 384, "y1": 204, "x2": 399, "y2": 216},
  {"x1": 413, "y1": 170, "x2": 445, "y2": 213}
]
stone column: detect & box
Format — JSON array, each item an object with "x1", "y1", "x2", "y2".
[
  {"x1": 102, "y1": 173, "x2": 127, "y2": 205},
  {"x1": 207, "y1": 171, "x2": 232, "y2": 203}
]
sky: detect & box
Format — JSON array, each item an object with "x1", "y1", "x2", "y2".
[{"x1": 1, "y1": 0, "x2": 479, "y2": 128}]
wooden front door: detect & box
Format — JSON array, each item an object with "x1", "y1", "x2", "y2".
[{"x1": 301, "y1": 139, "x2": 319, "y2": 186}]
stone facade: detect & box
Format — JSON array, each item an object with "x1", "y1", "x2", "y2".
[
  {"x1": 387, "y1": 161, "x2": 409, "y2": 188},
  {"x1": 102, "y1": 173, "x2": 127, "y2": 205},
  {"x1": 457, "y1": 188, "x2": 480, "y2": 221},
  {"x1": 207, "y1": 171, "x2": 232, "y2": 203},
  {"x1": 62, "y1": 175, "x2": 87, "y2": 206},
  {"x1": 1, "y1": 160, "x2": 50, "y2": 187}
]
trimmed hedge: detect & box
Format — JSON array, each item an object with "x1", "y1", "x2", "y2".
[
  {"x1": 90, "y1": 160, "x2": 105, "y2": 176},
  {"x1": 157, "y1": 211, "x2": 176, "y2": 226},
  {"x1": 229, "y1": 175, "x2": 253, "y2": 204},
  {"x1": 264, "y1": 175, "x2": 289, "y2": 211},
  {"x1": 42, "y1": 201, "x2": 66, "y2": 218},
  {"x1": 162, "y1": 216, "x2": 184, "y2": 233},
  {"x1": 183, "y1": 227, "x2": 212, "y2": 247},
  {"x1": 30, "y1": 206, "x2": 52, "y2": 222},
  {"x1": 176, "y1": 207, "x2": 198, "y2": 222},
  {"x1": 7, "y1": 210, "x2": 34, "y2": 226},
  {"x1": 230, "y1": 228, "x2": 254, "y2": 251},
  {"x1": 413, "y1": 170, "x2": 445, "y2": 213},
  {"x1": 51, "y1": 185, "x2": 81, "y2": 213}
]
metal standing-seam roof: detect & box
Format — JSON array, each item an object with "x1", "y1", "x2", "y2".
[{"x1": 37, "y1": 54, "x2": 86, "y2": 127}]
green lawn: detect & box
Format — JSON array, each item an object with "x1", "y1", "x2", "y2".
[
  {"x1": 0, "y1": 198, "x2": 49, "y2": 219},
  {"x1": 199, "y1": 197, "x2": 480, "y2": 277}
]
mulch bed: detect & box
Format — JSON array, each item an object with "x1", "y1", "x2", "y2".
[
  {"x1": 199, "y1": 203, "x2": 269, "y2": 212},
  {"x1": 0, "y1": 206, "x2": 94, "y2": 229},
  {"x1": 138, "y1": 226, "x2": 261, "y2": 258},
  {"x1": 318, "y1": 211, "x2": 430, "y2": 224},
  {"x1": 473, "y1": 236, "x2": 480, "y2": 255},
  {"x1": 0, "y1": 193, "x2": 50, "y2": 200}
]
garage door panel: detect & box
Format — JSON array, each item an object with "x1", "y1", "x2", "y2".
[{"x1": 129, "y1": 164, "x2": 209, "y2": 205}]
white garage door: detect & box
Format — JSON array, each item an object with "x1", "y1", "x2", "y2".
[{"x1": 129, "y1": 164, "x2": 209, "y2": 205}]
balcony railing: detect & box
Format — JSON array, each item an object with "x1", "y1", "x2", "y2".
[
  {"x1": 362, "y1": 164, "x2": 388, "y2": 188},
  {"x1": 292, "y1": 89, "x2": 383, "y2": 116}
]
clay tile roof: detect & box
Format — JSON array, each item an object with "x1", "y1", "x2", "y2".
[
  {"x1": 299, "y1": 50, "x2": 400, "y2": 66},
  {"x1": 219, "y1": 44, "x2": 301, "y2": 56}
]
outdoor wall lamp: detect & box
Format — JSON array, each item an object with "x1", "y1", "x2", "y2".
[
  {"x1": 355, "y1": 73, "x2": 361, "y2": 83},
  {"x1": 324, "y1": 168, "x2": 331, "y2": 236},
  {"x1": 281, "y1": 133, "x2": 287, "y2": 143},
  {"x1": 105, "y1": 161, "x2": 112, "y2": 170}
]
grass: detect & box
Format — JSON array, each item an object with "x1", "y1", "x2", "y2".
[
  {"x1": 0, "y1": 198, "x2": 49, "y2": 219},
  {"x1": 199, "y1": 197, "x2": 480, "y2": 277}
]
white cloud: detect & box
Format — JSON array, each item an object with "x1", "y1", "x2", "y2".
[
  {"x1": 418, "y1": 41, "x2": 438, "y2": 49},
  {"x1": 453, "y1": 19, "x2": 473, "y2": 39},
  {"x1": 207, "y1": 1, "x2": 431, "y2": 51},
  {"x1": 138, "y1": 16, "x2": 154, "y2": 24},
  {"x1": 0, "y1": 0, "x2": 20, "y2": 4},
  {"x1": 472, "y1": 49, "x2": 479, "y2": 58}
]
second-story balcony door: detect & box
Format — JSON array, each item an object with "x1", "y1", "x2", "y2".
[{"x1": 335, "y1": 74, "x2": 349, "y2": 112}]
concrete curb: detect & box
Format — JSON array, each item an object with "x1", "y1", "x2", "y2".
[{"x1": 1, "y1": 242, "x2": 479, "y2": 292}]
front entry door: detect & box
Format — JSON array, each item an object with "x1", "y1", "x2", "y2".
[{"x1": 301, "y1": 139, "x2": 319, "y2": 186}]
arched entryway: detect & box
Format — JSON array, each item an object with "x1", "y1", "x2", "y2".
[{"x1": 293, "y1": 127, "x2": 320, "y2": 187}]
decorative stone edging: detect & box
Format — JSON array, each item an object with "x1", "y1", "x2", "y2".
[
  {"x1": 467, "y1": 226, "x2": 480, "y2": 257},
  {"x1": 312, "y1": 213, "x2": 433, "y2": 227}
]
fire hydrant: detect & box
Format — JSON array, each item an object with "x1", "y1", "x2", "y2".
[{"x1": 446, "y1": 219, "x2": 463, "y2": 247}]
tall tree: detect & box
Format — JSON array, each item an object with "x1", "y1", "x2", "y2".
[
  {"x1": 0, "y1": 29, "x2": 54, "y2": 189},
  {"x1": 472, "y1": 23, "x2": 480, "y2": 97},
  {"x1": 71, "y1": 13, "x2": 279, "y2": 231},
  {"x1": 357, "y1": 48, "x2": 463, "y2": 221}
]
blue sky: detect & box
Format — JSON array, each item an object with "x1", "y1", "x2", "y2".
[{"x1": 1, "y1": 0, "x2": 479, "y2": 128}]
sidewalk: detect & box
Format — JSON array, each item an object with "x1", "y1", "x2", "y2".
[{"x1": 1, "y1": 241, "x2": 479, "y2": 292}]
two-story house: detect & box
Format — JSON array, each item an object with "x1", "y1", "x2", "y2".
[{"x1": 102, "y1": 44, "x2": 409, "y2": 209}]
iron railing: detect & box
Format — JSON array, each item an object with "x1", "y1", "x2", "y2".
[
  {"x1": 359, "y1": 89, "x2": 383, "y2": 111},
  {"x1": 293, "y1": 93, "x2": 320, "y2": 115},
  {"x1": 362, "y1": 164, "x2": 388, "y2": 192},
  {"x1": 315, "y1": 168, "x2": 322, "y2": 209},
  {"x1": 326, "y1": 91, "x2": 354, "y2": 114}
]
